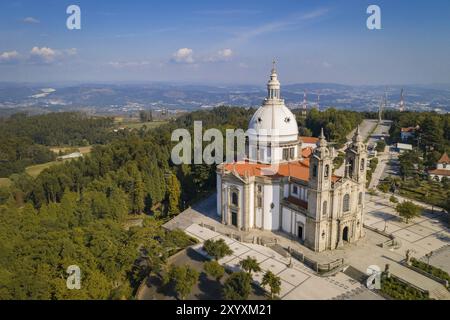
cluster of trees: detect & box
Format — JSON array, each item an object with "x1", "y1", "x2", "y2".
[
  {"x1": 381, "y1": 110, "x2": 450, "y2": 167},
  {"x1": 203, "y1": 239, "x2": 281, "y2": 300},
  {"x1": 0, "y1": 112, "x2": 114, "y2": 177},
  {"x1": 295, "y1": 108, "x2": 364, "y2": 146},
  {"x1": 164, "y1": 239, "x2": 282, "y2": 300},
  {"x1": 0, "y1": 197, "x2": 195, "y2": 299}
]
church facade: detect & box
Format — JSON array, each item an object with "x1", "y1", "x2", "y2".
[{"x1": 216, "y1": 64, "x2": 368, "y2": 252}]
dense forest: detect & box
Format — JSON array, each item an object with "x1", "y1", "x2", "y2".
[
  {"x1": 0, "y1": 106, "x2": 361, "y2": 299},
  {"x1": 0, "y1": 112, "x2": 114, "y2": 177},
  {"x1": 295, "y1": 108, "x2": 364, "y2": 146}
]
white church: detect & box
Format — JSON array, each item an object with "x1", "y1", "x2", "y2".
[{"x1": 216, "y1": 64, "x2": 368, "y2": 252}]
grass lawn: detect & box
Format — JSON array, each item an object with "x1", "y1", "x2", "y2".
[
  {"x1": 0, "y1": 178, "x2": 12, "y2": 188},
  {"x1": 398, "y1": 180, "x2": 449, "y2": 208},
  {"x1": 25, "y1": 159, "x2": 74, "y2": 178}
]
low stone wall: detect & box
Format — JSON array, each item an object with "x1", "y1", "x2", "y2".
[
  {"x1": 287, "y1": 247, "x2": 344, "y2": 274},
  {"x1": 364, "y1": 224, "x2": 394, "y2": 239}
]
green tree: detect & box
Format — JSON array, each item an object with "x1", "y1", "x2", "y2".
[
  {"x1": 398, "y1": 150, "x2": 423, "y2": 180},
  {"x1": 204, "y1": 260, "x2": 225, "y2": 281},
  {"x1": 239, "y1": 256, "x2": 261, "y2": 277},
  {"x1": 166, "y1": 173, "x2": 181, "y2": 216},
  {"x1": 261, "y1": 271, "x2": 281, "y2": 300},
  {"x1": 396, "y1": 201, "x2": 422, "y2": 223},
  {"x1": 223, "y1": 271, "x2": 252, "y2": 300},
  {"x1": 129, "y1": 164, "x2": 145, "y2": 214},
  {"x1": 203, "y1": 239, "x2": 233, "y2": 261},
  {"x1": 167, "y1": 264, "x2": 199, "y2": 300},
  {"x1": 376, "y1": 140, "x2": 386, "y2": 152}
]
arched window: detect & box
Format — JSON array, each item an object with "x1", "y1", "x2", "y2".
[
  {"x1": 348, "y1": 159, "x2": 354, "y2": 177},
  {"x1": 343, "y1": 194, "x2": 350, "y2": 212},
  {"x1": 313, "y1": 164, "x2": 318, "y2": 177},
  {"x1": 360, "y1": 159, "x2": 365, "y2": 171},
  {"x1": 231, "y1": 191, "x2": 238, "y2": 206},
  {"x1": 322, "y1": 201, "x2": 328, "y2": 217},
  {"x1": 324, "y1": 164, "x2": 329, "y2": 178},
  {"x1": 358, "y1": 192, "x2": 363, "y2": 205}
]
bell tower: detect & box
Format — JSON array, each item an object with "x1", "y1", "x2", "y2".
[
  {"x1": 306, "y1": 129, "x2": 334, "y2": 251},
  {"x1": 345, "y1": 126, "x2": 367, "y2": 184}
]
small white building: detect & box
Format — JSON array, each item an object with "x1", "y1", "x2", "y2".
[
  {"x1": 394, "y1": 143, "x2": 413, "y2": 153},
  {"x1": 428, "y1": 153, "x2": 450, "y2": 181}
]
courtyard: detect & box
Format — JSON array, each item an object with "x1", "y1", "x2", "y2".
[{"x1": 162, "y1": 192, "x2": 450, "y2": 299}]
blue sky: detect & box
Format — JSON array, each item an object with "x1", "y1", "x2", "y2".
[{"x1": 0, "y1": 0, "x2": 449, "y2": 85}]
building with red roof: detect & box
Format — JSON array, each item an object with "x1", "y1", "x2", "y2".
[{"x1": 216, "y1": 64, "x2": 368, "y2": 252}]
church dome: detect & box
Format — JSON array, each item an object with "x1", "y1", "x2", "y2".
[{"x1": 248, "y1": 62, "x2": 299, "y2": 144}]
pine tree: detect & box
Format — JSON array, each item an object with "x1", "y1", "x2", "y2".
[
  {"x1": 129, "y1": 164, "x2": 145, "y2": 214},
  {"x1": 166, "y1": 173, "x2": 181, "y2": 216}
]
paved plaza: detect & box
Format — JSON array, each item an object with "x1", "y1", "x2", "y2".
[
  {"x1": 365, "y1": 194, "x2": 450, "y2": 259},
  {"x1": 163, "y1": 192, "x2": 450, "y2": 299},
  {"x1": 184, "y1": 223, "x2": 382, "y2": 300}
]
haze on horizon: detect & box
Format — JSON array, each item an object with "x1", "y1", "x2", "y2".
[{"x1": 0, "y1": 0, "x2": 449, "y2": 86}]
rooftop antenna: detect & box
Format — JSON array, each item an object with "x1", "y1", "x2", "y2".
[{"x1": 378, "y1": 96, "x2": 383, "y2": 124}]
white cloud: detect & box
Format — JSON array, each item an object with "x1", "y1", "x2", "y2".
[
  {"x1": 231, "y1": 8, "x2": 330, "y2": 43},
  {"x1": 30, "y1": 47, "x2": 57, "y2": 63},
  {"x1": 23, "y1": 17, "x2": 40, "y2": 24},
  {"x1": 29, "y1": 46, "x2": 77, "y2": 64},
  {"x1": 207, "y1": 48, "x2": 234, "y2": 62},
  {"x1": 65, "y1": 48, "x2": 78, "y2": 56},
  {"x1": 0, "y1": 51, "x2": 20, "y2": 64},
  {"x1": 172, "y1": 48, "x2": 194, "y2": 64},
  {"x1": 322, "y1": 61, "x2": 332, "y2": 68}
]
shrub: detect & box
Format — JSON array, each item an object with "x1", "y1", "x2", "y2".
[
  {"x1": 204, "y1": 260, "x2": 225, "y2": 281},
  {"x1": 223, "y1": 271, "x2": 252, "y2": 300},
  {"x1": 203, "y1": 239, "x2": 233, "y2": 261}
]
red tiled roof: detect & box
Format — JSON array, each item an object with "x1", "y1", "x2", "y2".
[
  {"x1": 428, "y1": 169, "x2": 450, "y2": 177},
  {"x1": 223, "y1": 158, "x2": 342, "y2": 183},
  {"x1": 301, "y1": 147, "x2": 313, "y2": 158},
  {"x1": 437, "y1": 153, "x2": 449, "y2": 164},
  {"x1": 299, "y1": 136, "x2": 319, "y2": 144}
]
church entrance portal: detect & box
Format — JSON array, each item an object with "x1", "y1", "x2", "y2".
[
  {"x1": 298, "y1": 225, "x2": 303, "y2": 240},
  {"x1": 231, "y1": 211, "x2": 238, "y2": 227},
  {"x1": 343, "y1": 226, "x2": 349, "y2": 242}
]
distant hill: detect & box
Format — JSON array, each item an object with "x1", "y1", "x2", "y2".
[{"x1": 0, "y1": 82, "x2": 449, "y2": 117}]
